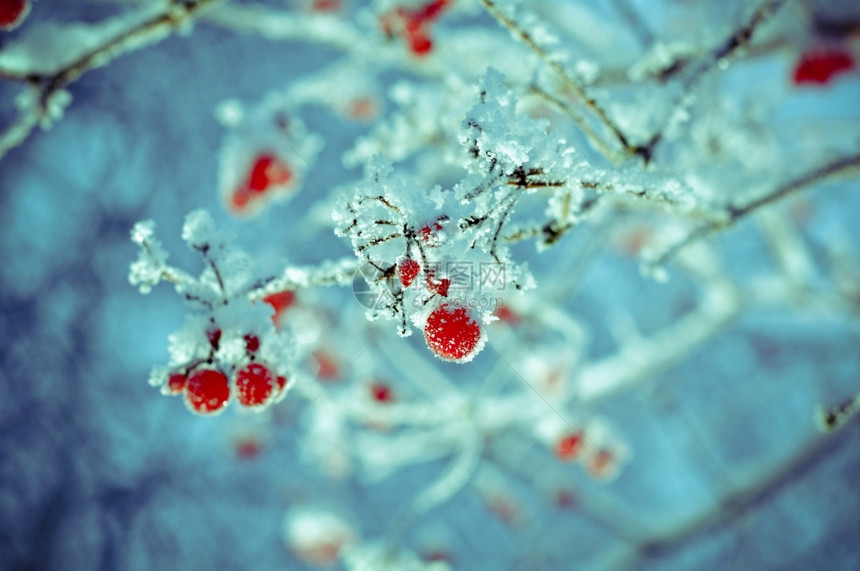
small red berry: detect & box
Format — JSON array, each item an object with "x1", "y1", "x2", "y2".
[
  {"x1": 244, "y1": 334, "x2": 260, "y2": 353},
  {"x1": 165, "y1": 373, "x2": 188, "y2": 395},
  {"x1": 185, "y1": 369, "x2": 231, "y2": 415},
  {"x1": 408, "y1": 32, "x2": 433, "y2": 55},
  {"x1": 206, "y1": 327, "x2": 222, "y2": 350},
  {"x1": 588, "y1": 449, "x2": 614, "y2": 478},
  {"x1": 235, "y1": 363, "x2": 277, "y2": 408},
  {"x1": 311, "y1": 0, "x2": 341, "y2": 12},
  {"x1": 555, "y1": 489, "x2": 576, "y2": 509},
  {"x1": 235, "y1": 437, "x2": 263, "y2": 460},
  {"x1": 248, "y1": 153, "x2": 292, "y2": 193},
  {"x1": 494, "y1": 306, "x2": 520, "y2": 325},
  {"x1": 0, "y1": 0, "x2": 29, "y2": 30},
  {"x1": 276, "y1": 375, "x2": 287, "y2": 394},
  {"x1": 313, "y1": 351, "x2": 340, "y2": 380},
  {"x1": 346, "y1": 96, "x2": 378, "y2": 121},
  {"x1": 793, "y1": 48, "x2": 855, "y2": 85},
  {"x1": 554, "y1": 432, "x2": 584, "y2": 461},
  {"x1": 398, "y1": 257, "x2": 421, "y2": 287},
  {"x1": 230, "y1": 186, "x2": 252, "y2": 212},
  {"x1": 369, "y1": 382, "x2": 395, "y2": 403},
  {"x1": 423, "y1": 304, "x2": 483, "y2": 362}
]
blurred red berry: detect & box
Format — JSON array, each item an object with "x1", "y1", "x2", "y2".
[
  {"x1": 185, "y1": 369, "x2": 231, "y2": 415},
  {"x1": 165, "y1": 373, "x2": 187, "y2": 395},
  {"x1": 313, "y1": 351, "x2": 340, "y2": 380},
  {"x1": 248, "y1": 153, "x2": 292, "y2": 193},
  {"x1": 235, "y1": 437, "x2": 263, "y2": 460},
  {"x1": 311, "y1": 0, "x2": 341, "y2": 12},
  {"x1": 264, "y1": 290, "x2": 296, "y2": 326},
  {"x1": 494, "y1": 306, "x2": 520, "y2": 325},
  {"x1": 793, "y1": 48, "x2": 855, "y2": 85},
  {"x1": 370, "y1": 381, "x2": 395, "y2": 403},
  {"x1": 423, "y1": 303, "x2": 482, "y2": 362},
  {"x1": 0, "y1": 0, "x2": 29, "y2": 30},
  {"x1": 554, "y1": 432, "x2": 584, "y2": 461}
]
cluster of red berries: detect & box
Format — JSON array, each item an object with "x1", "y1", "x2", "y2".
[
  {"x1": 229, "y1": 152, "x2": 294, "y2": 214},
  {"x1": 0, "y1": 0, "x2": 29, "y2": 30},
  {"x1": 390, "y1": 216, "x2": 484, "y2": 362},
  {"x1": 380, "y1": 0, "x2": 450, "y2": 56},
  {"x1": 793, "y1": 48, "x2": 855, "y2": 85},
  {"x1": 164, "y1": 328, "x2": 288, "y2": 415}
]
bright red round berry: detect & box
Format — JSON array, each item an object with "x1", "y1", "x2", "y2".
[
  {"x1": 235, "y1": 363, "x2": 277, "y2": 408},
  {"x1": 423, "y1": 304, "x2": 482, "y2": 362},
  {"x1": 185, "y1": 369, "x2": 231, "y2": 415},
  {"x1": 398, "y1": 258, "x2": 420, "y2": 287},
  {"x1": 165, "y1": 372, "x2": 187, "y2": 395},
  {"x1": 0, "y1": 0, "x2": 29, "y2": 30}
]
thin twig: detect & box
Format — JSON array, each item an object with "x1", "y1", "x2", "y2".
[{"x1": 650, "y1": 153, "x2": 860, "y2": 269}]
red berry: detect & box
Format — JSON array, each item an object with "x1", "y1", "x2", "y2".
[
  {"x1": 408, "y1": 32, "x2": 433, "y2": 55},
  {"x1": 555, "y1": 489, "x2": 576, "y2": 509},
  {"x1": 236, "y1": 363, "x2": 277, "y2": 408},
  {"x1": 230, "y1": 186, "x2": 252, "y2": 212},
  {"x1": 244, "y1": 334, "x2": 260, "y2": 353},
  {"x1": 423, "y1": 304, "x2": 482, "y2": 362},
  {"x1": 235, "y1": 437, "x2": 263, "y2": 460},
  {"x1": 276, "y1": 375, "x2": 287, "y2": 394},
  {"x1": 313, "y1": 351, "x2": 340, "y2": 380},
  {"x1": 588, "y1": 449, "x2": 614, "y2": 478},
  {"x1": 370, "y1": 382, "x2": 395, "y2": 403},
  {"x1": 0, "y1": 0, "x2": 29, "y2": 30},
  {"x1": 418, "y1": 220, "x2": 444, "y2": 242},
  {"x1": 185, "y1": 369, "x2": 231, "y2": 415},
  {"x1": 793, "y1": 48, "x2": 855, "y2": 85},
  {"x1": 165, "y1": 373, "x2": 187, "y2": 395},
  {"x1": 554, "y1": 432, "x2": 584, "y2": 461},
  {"x1": 206, "y1": 327, "x2": 222, "y2": 350},
  {"x1": 398, "y1": 258, "x2": 421, "y2": 287},
  {"x1": 248, "y1": 153, "x2": 292, "y2": 193},
  {"x1": 494, "y1": 306, "x2": 520, "y2": 325},
  {"x1": 263, "y1": 290, "x2": 296, "y2": 326},
  {"x1": 346, "y1": 96, "x2": 377, "y2": 121},
  {"x1": 311, "y1": 0, "x2": 341, "y2": 12}
]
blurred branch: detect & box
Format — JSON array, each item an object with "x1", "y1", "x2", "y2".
[
  {"x1": 0, "y1": 0, "x2": 225, "y2": 162},
  {"x1": 649, "y1": 153, "x2": 860, "y2": 270}
]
